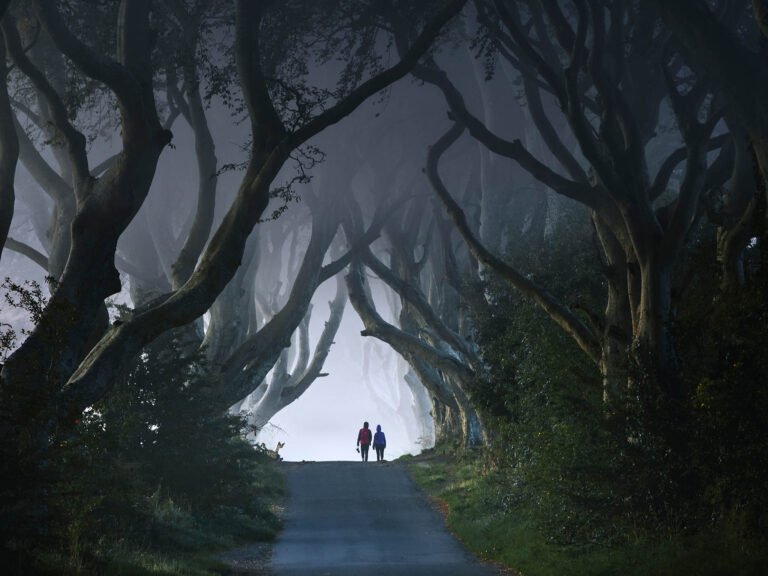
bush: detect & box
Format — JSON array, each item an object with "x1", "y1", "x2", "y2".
[
  {"x1": 468, "y1": 213, "x2": 768, "y2": 549},
  {"x1": 675, "y1": 252, "x2": 768, "y2": 534},
  {"x1": 42, "y1": 334, "x2": 282, "y2": 573}
]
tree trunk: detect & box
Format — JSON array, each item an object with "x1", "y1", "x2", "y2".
[
  {"x1": 0, "y1": 29, "x2": 17, "y2": 256},
  {"x1": 752, "y1": 139, "x2": 768, "y2": 277},
  {"x1": 403, "y1": 369, "x2": 436, "y2": 449},
  {"x1": 634, "y1": 253, "x2": 681, "y2": 398},
  {"x1": 203, "y1": 234, "x2": 259, "y2": 366},
  {"x1": 243, "y1": 351, "x2": 291, "y2": 432},
  {"x1": 431, "y1": 401, "x2": 461, "y2": 445},
  {"x1": 593, "y1": 217, "x2": 632, "y2": 406},
  {"x1": 169, "y1": 57, "x2": 218, "y2": 289},
  {"x1": 715, "y1": 130, "x2": 756, "y2": 291},
  {"x1": 450, "y1": 376, "x2": 485, "y2": 447}
]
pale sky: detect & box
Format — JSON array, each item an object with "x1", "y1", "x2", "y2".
[{"x1": 259, "y1": 281, "x2": 430, "y2": 462}]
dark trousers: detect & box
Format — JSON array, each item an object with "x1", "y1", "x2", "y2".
[
  {"x1": 360, "y1": 444, "x2": 369, "y2": 461},
  {"x1": 375, "y1": 446, "x2": 385, "y2": 461}
]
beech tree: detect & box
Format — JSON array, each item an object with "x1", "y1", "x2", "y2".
[
  {"x1": 326, "y1": 51, "x2": 555, "y2": 446},
  {"x1": 649, "y1": 0, "x2": 768, "y2": 284},
  {"x1": 395, "y1": 0, "x2": 742, "y2": 406},
  {"x1": 109, "y1": 2, "x2": 354, "y2": 430},
  {"x1": 0, "y1": 1, "x2": 18, "y2": 254},
  {"x1": 333, "y1": 120, "x2": 485, "y2": 444},
  {"x1": 237, "y1": 273, "x2": 347, "y2": 433},
  {"x1": 0, "y1": 0, "x2": 468, "y2": 539}
]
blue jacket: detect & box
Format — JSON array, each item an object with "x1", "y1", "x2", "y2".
[{"x1": 373, "y1": 425, "x2": 386, "y2": 447}]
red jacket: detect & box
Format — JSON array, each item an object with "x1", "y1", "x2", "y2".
[{"x1": 357, "y1": 427, "x2": 372, "y2": 446}]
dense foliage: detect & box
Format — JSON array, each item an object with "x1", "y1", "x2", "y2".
[
  {"x1": 675, "y1": 243, "x2": 768, "y2": 534},
  {"x1": 2, "y1": 290, "x2": 281, "y2": 574},
  {"x1": 460, "y1": 206, "x2": 768, "y2": 571}
]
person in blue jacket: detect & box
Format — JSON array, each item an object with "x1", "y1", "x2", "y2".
[{"x1": 373, "y1": 424, "x2": 386, "y2": 462}]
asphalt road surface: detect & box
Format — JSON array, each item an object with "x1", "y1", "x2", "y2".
[{"x1": 270, "y1": 461, "x2": 500, "y2": 576}]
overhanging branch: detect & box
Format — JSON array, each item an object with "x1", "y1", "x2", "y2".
[
  {"x1": 4, "y1": 237, "x2": 48, "y2": 270},
  {"x1": 428, "y1": 122, "x2": 601, "y2": 365}
]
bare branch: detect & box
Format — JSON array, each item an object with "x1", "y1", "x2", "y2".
[
  {"x1": 2, "y1": 15, "x2": 90, "y2": 186},
  {"x1": 14, "y1": 115, "x2": 72, "y2": 202},
  {"x1": 4, "y1": 237, "x2": 48, "y2": 270},
  {"x1": 428, "y1": 122, "x2": 601, "y2": 364},
  {"x1": 493, "y1": 0, "x2": 566, "y2": 99},
  {"x1": 287, "y1": 0, "x2": 468, "y2": 148},
  {"x1": 33, "y1": 0, "x2": 143, "y2": 116},
  {"x1": 280, "y1": 277, "x2": 347, "y2": 406},
  {"x1": 346, "y1": 258, "x2": 475, "y2": 383},
  {"x1": 408, "y1": 56, "x2": 599, "y2": 207},
  {"x1": 650, "y1": 133, "x2": 730, "y2": 201},
  {"x1": 10, "y1": 97, "x2": 44, "y2": 129},
  {"x1": 362, "y1": 247, "x2": 478, "y2": 369},
  {"x1": 0, "y1": 21, "x2": 19, "y2": 252}
]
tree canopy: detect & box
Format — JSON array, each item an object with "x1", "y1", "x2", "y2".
[{"x1": 1, "y1": 1, "x2": 768, "y2": 572}]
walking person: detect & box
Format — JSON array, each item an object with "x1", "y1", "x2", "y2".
[
  {"x1": 356, "y1": 421, "x2": 372, "y2": 462},
  {"x1": 373, "y1": 424, "x2": 386, "y2": 462}
]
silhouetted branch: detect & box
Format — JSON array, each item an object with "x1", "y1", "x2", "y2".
[
  {"x1": 4, "y1": 237, "x2": 48, "y2": 270},
  {"x1": 428, "y1": 122, "x2": 601, "y2": 364}
]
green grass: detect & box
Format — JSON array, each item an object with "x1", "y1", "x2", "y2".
[
  {"x1": 35, "y1": 540, "x2": 234, "y2": 576},
  {"x1": 404, "y1": 448, "x2": 768, "y2": 576},
  {"x1": 31, "y1": 462, "x2": 285, "y2": 576},
  {"x1": 95, "y1": 550, "x2": 231, "y2": 576},
  {"x1": 33, "y1": 504, "x2": 278, "y2": 575}
]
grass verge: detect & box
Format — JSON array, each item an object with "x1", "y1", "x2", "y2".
[
  {"x1": 402, "y1": 447, "x2": 768, "y2": 576},
  {"x1": 29, "y1": 460, "x2": 284, "y2": 576}
]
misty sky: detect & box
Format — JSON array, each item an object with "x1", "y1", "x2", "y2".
[
  {"x1": 258, "y1": 277, "x2": 431, "y2": 462},
  {"x1": 0, "y1": 34, "x2": 502, "y2": 462}
]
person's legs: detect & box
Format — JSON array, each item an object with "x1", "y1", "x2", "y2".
[
  {"x1": 375, "y1": 446, "x2": 383, "y2": 461},
  {"x1": 361, "y1": 445, "x2": 369, "y2": 462},
  {"x1": 380, "y1": 446, "x2": 385, "y2": 461}
]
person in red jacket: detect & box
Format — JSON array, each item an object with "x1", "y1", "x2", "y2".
[{"x1": 356, "y1": 421, "x2": 372, "y2": 462}]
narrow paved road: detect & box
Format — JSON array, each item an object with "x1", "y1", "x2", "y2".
[{"x1": 270, "y1": 461, "x2": 499, "y2": 576}]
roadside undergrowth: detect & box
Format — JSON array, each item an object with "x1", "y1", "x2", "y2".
[
  {"x1": 29, "y1": 457, "x2": 284, "y2": 576},
  {"x1": 7, "y1": 327, "x2": 285, "y2": 576},
  {"x1": 402, "y1": 445, "x2": 768, "y2": 576}
]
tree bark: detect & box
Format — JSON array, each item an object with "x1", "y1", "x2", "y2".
[
  {"x1": 415, "y1": 3, "x2": 728, "y2": 410},
  {"x1": 1, "y1": 0, "x2": 171, "y2": 410},
  {"x1": 650, "y1": 0, "x2": 768, "y2": 247},
  {"x1": 244, "y1": 275, "x2": 346, "y2": 431},
  {"x1": 633, "y1": 251, "x2": 680, "y2": 397},
  {"x1": 0, "y1": 21, "x2": 18, "y2": 257},
  {"x1": 52, "y1": 0, "x2": 468, "y2": 428},
  {"x1": 167, "y1": 6, "x2": 219, "y2": 289},
  {"x1": 403, "y1": 369, "x2": 436, "y2": 448},
  {"x1": 592, "y1": 216, "x2": 632, "y2": 406}
]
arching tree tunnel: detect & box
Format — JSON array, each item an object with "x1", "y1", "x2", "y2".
[
  {"x1": 2, "y1": 2, "x2": 768, "y2": 572},
  {"x1": 252, "y1": 286, "x2": 436, "y2": 462}
]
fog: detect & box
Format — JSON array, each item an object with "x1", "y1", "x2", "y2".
[
  {"x1": 0, "y1": 9, "x2": 531, "y2": 461},
  {"x1": 260, "y1": 299, "x2": 425, "y2": 462},
  {"x1": 244, "y1": 242, "x2": 435, "y2": 462}
]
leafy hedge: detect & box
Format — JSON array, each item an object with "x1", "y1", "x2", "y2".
[{"x1": 464, "y1": 212, "x2": 768, "y2": 560}]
